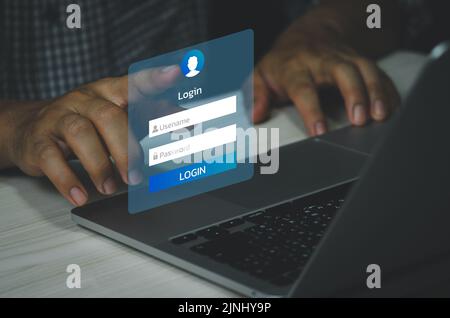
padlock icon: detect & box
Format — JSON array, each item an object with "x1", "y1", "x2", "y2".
[{"x1": 153, "y1": 152, "x2": 158, "y2": 160}]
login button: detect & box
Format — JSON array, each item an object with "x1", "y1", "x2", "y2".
[{"x1": 149, "y1": 159, "x2": 236, "y2": 192}]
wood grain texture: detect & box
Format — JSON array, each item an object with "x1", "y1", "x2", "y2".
[{"x1": 0, "y1": 171, "x2": 238, "y2": 297}]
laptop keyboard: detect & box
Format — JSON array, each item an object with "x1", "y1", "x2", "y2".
[{"x1": 170, "y1": 182, "x2": 353, "y2": 287}]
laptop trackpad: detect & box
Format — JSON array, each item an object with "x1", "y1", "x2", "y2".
[{"x1": 212, "y1": 138, "x2": 368, "y2": 209}]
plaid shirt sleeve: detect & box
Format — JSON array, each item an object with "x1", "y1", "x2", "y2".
[{"x1": 0, "y1": 0, "x2": 208, "y2": 100}]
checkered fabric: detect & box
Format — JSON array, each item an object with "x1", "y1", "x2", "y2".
[{"x1": 0, "y1": 0, "x2": 208, "y2": 100}]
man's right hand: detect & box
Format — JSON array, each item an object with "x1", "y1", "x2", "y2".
[{"x1": 2, "y1": 65, "x2": 179, "y2": 207}]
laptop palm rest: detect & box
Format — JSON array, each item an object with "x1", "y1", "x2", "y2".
[{"x1": 212, "y1": 138, "x2": 367, "y2": 209}]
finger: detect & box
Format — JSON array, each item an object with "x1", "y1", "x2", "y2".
[
  {"x1": 130, "y1": 65, "x2": 180, "y2": 98},
  {"x1": 126, "y1": 128, "x2": 144, "y2": 185},
  {"x1": 33, "y1": 139, "x2": 88, "y2": 206},
  {"x1": 329, "y1": 59, "x2": 370, "y2": 126},
  {"x1": 74, "y1": 98, "x2": 143, "y2": 185},
  {"x1": 354, "y1": 58, "x2": 392, "y2": 121},
  {"x1": 282, "y1": 68, "x2": 327, "y2": 136},
  {"x1": 253, "y1": 69, "x2": 271, "y2": 123},
  {"x1": 56, "y1": 113, "x2": 117, "y2": 195},
  {"x1": 85, "y1": 66, "x2": 181, "y2": 107}
]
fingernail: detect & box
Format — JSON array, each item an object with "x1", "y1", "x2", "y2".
[
  {"x1": 373, "y1": 100, "x2": 386, "y2": 120},
  {"x1": 128, "y1": 169, "x2": 143, "y2": 185},
  {"x1": 314, "y1": 121, "x2": 327, "y2": 136},
  {"x1": 70, "y1": 187, "x2": 87, "y2": 206},
  {"x1": 353, "y1": 104, "x2": 367, "y2": 125},
  {"x1": 252, "y1": 107, "x2": 266, "y2": 123},
  {"x1": 161, "y1": 65, "x2": 178, "y2": 73},
  {"x1": 102, "y1": 177, "x2": 117, "y2": 195}
]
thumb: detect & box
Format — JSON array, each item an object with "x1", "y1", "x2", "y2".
[
  {"x1": 89, "y1": 65, "x2": 181, "y2": 108},
  {"x1": 125, "y1": 65, "x2": 181, "y2": 104}
]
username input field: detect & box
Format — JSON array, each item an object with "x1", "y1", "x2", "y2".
[
  {"x1": 148, "y1": 95, "x2": 237, "y2": 138},
  {"x1": 149, "y1": 124, "x2": 236, "y2": 166}
]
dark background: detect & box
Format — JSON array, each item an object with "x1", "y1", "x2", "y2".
[
  {"x1": 210, "y1": 1, "x2": 287, "y2": 61},
  {"x1": 411, "y1": 1, "x2": 450, "y2": 52},
  {"x1": 210, "y1": 0, "x2": 450, "y2": 59}
]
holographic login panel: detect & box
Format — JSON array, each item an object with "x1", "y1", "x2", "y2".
[{"x1": 128, "y1": 30, "x2": 254, "y2": 214}]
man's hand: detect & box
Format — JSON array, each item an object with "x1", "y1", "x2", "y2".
[
  {"x1": 253, "y1": 1, "x2": 401, "y2": 136},
  {"x1": 1, "y1": 66, "x2": 179, "y2": 206}
]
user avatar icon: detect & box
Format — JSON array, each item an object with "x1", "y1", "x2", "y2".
[
  {"x1": 186, "y1": 56, "x2": 200, "y2": 78},
  {"x1": 152, "y1": 125, "x2": 158, "y2": 134},
  {"x1": 181, "y1": 49, "x2": 204, "y2": 78}
]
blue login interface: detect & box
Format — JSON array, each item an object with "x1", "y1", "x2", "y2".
[{"x1": 127, "y1": 30, "x2": 254, "y2": 214}]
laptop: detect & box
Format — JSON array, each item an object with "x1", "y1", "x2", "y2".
[{"x1": 71, "y1": 48, "x2": 450, "y2": 297}]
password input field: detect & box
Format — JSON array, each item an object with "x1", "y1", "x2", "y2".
[
  {"x1": 148, "y1": 124, "x2": 237, "y2": 166},
  {"x1": 149, "y1": 95, "x2": 237, "y2": 138}
]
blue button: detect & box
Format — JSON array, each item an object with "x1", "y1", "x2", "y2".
[{"x1": 149, "y1": 156, "x2": 237, "y2": 192}]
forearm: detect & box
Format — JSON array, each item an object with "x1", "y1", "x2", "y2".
[
  {"x1": 0, "y1": 102, "x2": 16, "y2": 169},
  {"x1": 276, "y1": 0, "x2": 404, "y2": 59},
  {"x1": 0, "y1": 101, "x2": 43, "y2": 169}
]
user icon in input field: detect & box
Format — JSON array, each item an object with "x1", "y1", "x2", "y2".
[{"x1": 181, "y1": 49, "x2": 204, "y2": 78}]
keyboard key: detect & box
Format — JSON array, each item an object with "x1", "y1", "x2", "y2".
[
  {"x1": 196, "y1": 226, "x2": 229, "y2": 240},
  {"x1": 249, "y1": 266, "x2": 280, "y2": 280},
  {"x1": 219, "y1": 218, "x2": 245, "y2": 229},
  {"x1": 244, "y1": 225, "x2": 266, "y2": 237},
  {"x1": 191, "y1": 232, "x2": 261, "y2": 261},
  {"x1": 248, "y1": 259, "x2": 297, "y2": 280},
  {"x1": 171, "y1": 233, "x2": 198, "y2": 245},
  {"x1": 191, "y1": 243, "x2": 209, "y2": 255},
  {"x1": 243, "y1": 211, "x2": 265, "y2": 223},
  {"x1": 273, "y1": 219, "x2": 292, "y2": 230}
]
